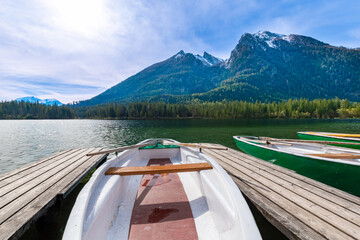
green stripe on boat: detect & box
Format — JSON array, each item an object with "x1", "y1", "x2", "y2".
[{"x1": 233, "y1": 136, "x2": 360, "y2": 196}]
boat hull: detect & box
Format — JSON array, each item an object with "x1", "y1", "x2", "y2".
[
  {"x1": 297, "y1": 132, "x2": 360, "y2": 149},
  {"x1": 234, "y1": 137, "x2": 360, "y2": 196},
  {"x1": 63, "y1": 139, "x2": 261, "y2": 240}
]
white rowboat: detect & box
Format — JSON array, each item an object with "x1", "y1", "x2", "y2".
[{"x1": 63, "y1": 139, "x2": 261, "y2": 240}]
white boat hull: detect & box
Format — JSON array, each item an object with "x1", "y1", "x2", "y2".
[{"x1": 63, "y1": 139, "x2": 261, "y2": 240}]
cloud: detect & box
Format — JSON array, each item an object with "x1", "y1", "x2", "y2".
[
  {"x1": 0, "y1": 0, "x2": 226, "y2": 103},
  {"x1": 0, "y1": 0, "x2": 359, "y2": 103}
]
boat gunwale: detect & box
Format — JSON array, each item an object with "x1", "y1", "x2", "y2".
[
  {"x1": 297, "y1": 131, "x2": 360, "y2": 142},
  {"x1": 233, "y1": 136, "x2": 360, "y2": 166}
]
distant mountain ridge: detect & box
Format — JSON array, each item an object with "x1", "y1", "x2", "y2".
[
  {"x1": 15, "y1": 96, "x2": 63, "y2": 106},
  {"x1": 77, "y1": 31, "x2": 360, "y2": 106}
]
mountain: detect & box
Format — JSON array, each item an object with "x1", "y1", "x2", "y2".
[
  {"x1": 79, "y1": 51, "x2": 226, "y2": 105},
  {"x1": 78, "y1": 31, "x2": 360, "y2": 106},
  {"x1": 216, "y1": 31, "x2": 360, "y2": 101},
  {"x1": 15, "y1": 96, "x2": 63, "y2": 106}
]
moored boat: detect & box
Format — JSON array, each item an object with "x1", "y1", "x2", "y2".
[
  {"x1": 297, "y1": 131, "x2": 360, "y2": 149},
  {"x1": 233, "y1": 136, "x2": 360, "y2": 196},
  {"x1": 63, "y1": 139, "x2": 261, "y2": 240}
]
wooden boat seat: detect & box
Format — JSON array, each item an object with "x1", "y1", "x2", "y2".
[
  {"x1": 307, "y1": 153, "x2": 360, "y2": 159},
  {"x1": 105, "y1": 163, "x2": 213, "y2": 176}
]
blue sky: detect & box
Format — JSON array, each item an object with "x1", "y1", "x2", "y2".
[{"x1": 0, "y1": 0, "x2": 359, "y2": 103}]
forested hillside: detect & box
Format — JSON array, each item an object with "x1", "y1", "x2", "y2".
[
  {"x1": 81, "y1": 98, "x2": 360, "y2": 119},
  {"x1": 0, "y1": 101, "x2": 75, "y2": 119},
  {"x1": 3, "y1": 98, "x2": 360, "y2": 119}
]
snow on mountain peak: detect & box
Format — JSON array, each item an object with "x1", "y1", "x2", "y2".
[
  {"x1": 203, "y1": 52, "x2": 224, "y2": 65},
  {"x1": 195, "y1": 54, "x2": 212, "y2": 66},
  {"x1": 174, "y1": 50, "x2": 185, "y2": 59},
  {"x1": 252, "y1": 31, "x2": 288, "y2": 49},
  {"x1": 172, "y1": 50, "x2": 223, "y2": 66},
  {"x1": 253, "y1": 31, "x2": 284, "y2": 40},
  {"x1": 194, "y1": 52, "x2": 224, "y2": 66}
]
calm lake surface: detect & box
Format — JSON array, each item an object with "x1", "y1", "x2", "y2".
[
  {"x1": 2, "y1": 119, "x2": 360, "y2": 239},
  {"x1": 1, "y1": 118, "x2": 360, "y2": 174}
]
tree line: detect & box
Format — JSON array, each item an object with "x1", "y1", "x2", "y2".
[
  {"x1": 82, "y1": 98, "x2": 360, "y2": 119},
  {"x1": 0, "y1": 101, "x2": 75, "y2": 119},
  {"x1": 2, "y1": 98, "x2": 360, "y2": 119}
]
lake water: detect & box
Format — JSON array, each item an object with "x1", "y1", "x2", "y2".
[
  {"x1": 2, "y1": 119, "x2": 360, "y2": 240},
  {"x1": 1, "y1": 119, "x2": 360, "y2": 175}
]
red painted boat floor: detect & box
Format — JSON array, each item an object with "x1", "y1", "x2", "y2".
[{"x1": 128, "y1": 158, "x2": 198, "y2": 240}]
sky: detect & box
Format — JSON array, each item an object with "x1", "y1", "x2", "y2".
[{"x1": 0, "y1": 0, "x2": 359, "y2": 103}]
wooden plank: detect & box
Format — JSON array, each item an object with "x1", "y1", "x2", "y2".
[
  {"x1": 204, "y1": 148, "x2": 358, "y2": 239},
  {"x1": 224, "y1": 146, "x2": 360, "y2": 205},
  {"x1": 0, "y1": 149, "x2": 89, "y2": 196},
  {"x1": 0, "y1": 149, "x2": 90, "y2": 208},
  {"x1": 206, "y1": 149, "x2": 360, "y2": 227},
  {"x1": 307, "y1": 153, "x2": 360, "y2": 159},
  {"x1": 0, "y1": 149, "x2": 82, "y2": 189},
  {"x1": 212, "y1": 148, "x2": 360, "y2": 216},
  {"x1": 59, "y1": 149, "x2": 107, "y2": 199},
  {"x1": 202, "y1": 143, "x2": 360, "y2": 206},
  {"x1": 0, "y1": 148, "x2": 96, "y2": 225},
  {"x1": 0, "y1": 149, "x2": 73, "y2": 182},
  {"x1": 105, "y1": 163, "x2": 213, "y2": 176},
  {"x1": 230, "y1": 176, "x2": 324, "y2": 240},
  {"x1": 214, "y1": 158, "x2": 356, "y2": 240},
  {"x1": 0, "y1": 150, "x2": 104, "y2": 240}
]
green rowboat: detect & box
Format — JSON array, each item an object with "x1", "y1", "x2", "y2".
[
  {"x1": 233, "y1": 136, "x2": 360, "y2": 196},
  {"x1": 297, "y1": 131, "x2": 360, "y2": 149}
]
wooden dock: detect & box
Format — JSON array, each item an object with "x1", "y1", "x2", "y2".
[
  {"x1": 0, "y1": 148, "x2": 108, "y2": 240},
  {"x1": 1, "y1": 144, "x2": 359, "y2": 240},
  {"x1": 202, "y1": 144, "x2": 360, "y2": 240}
]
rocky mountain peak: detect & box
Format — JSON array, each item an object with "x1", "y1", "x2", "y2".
[
  {"x1": 252, "y1": 30, "x2": 285, "y2": 40},
  {"x1": 202, "y1": 51, "x2": 224, "y2": 65},
  {"x1": 236, "y1": 31, "x2": 328, "y2": 50},
  {"x1": 171, "y1": 50, "x2": 223, "y2": 67},
  {"x1": 173, "y1": 50, "x2": 186, "y2": 59}
]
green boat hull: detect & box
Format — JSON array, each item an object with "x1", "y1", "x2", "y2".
[
  {"x1": 297, "y1": 133, "x2": 360, "y2": 149},
  {"x1": 234, "y1": 137, "x2": 360, "y2": 196}
]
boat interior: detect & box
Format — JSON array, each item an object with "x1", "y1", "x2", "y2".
[{"x1": 74, "y1": 140, "x2": 257, "y2": 240}]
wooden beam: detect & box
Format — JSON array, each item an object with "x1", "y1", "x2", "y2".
[
  {"x1": 105, "y1": 163, "x2": 213, "y2": 176},
  {"x1": 161, "y1": 140, "x2": 228, "y2": 150},
  {"x1": 86, "y1": 143, "x2": 154, "y2": 156},
  {"x1": 305, "y1": 132, "x2": 360, "y2": 138},
  {"x1": 307, "y1": 153, "x2": 360, "y2": 159},
  {"x1": 260, "y1": 137, "x2": 360, "y2": 146}
]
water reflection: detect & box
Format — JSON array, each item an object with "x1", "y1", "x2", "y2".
[{"x1": 0, "y1": 119, "x2": 359, "y2": 174}]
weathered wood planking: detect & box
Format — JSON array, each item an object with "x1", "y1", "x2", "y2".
[
  {"x1": 105, "y1": 163, "x2": 213, "y2": 175},
  {"x1": 201, "y1": 144, "x2": 360, "y2": 240},
  {"x1": 0, "y1": 148, "x2": 108, "y2": 240}
]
